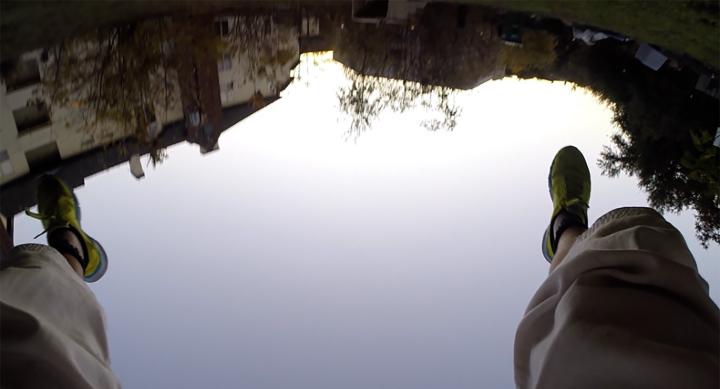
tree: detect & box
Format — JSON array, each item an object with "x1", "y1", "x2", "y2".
[
  {"x1": 42, "y1": 20, "x2": 178, "y2": 144},
  {"x1": 600, "y1": 125, "x2": 720, "y2": 248},
  {"x1": 337, "y1": 63, "x2": 460, "y2": 138},
  {"x1": 512, "y1": 34, "x2": 719, "y2": 248},
  {"x1": 225, "y1": 14, "x2": 298, "y2": 96},
  {"x1": 334, "y1": 6, "x2": 474, "y2": 137},
  {"x1": 584, "y1": 47, "x2": 719, "y2": 247},
  {"x1": 40, "y1": 17, "x2": 230, "y2": 165}
]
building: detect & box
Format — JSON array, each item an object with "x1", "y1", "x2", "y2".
[
  {"x1": 0, "y1": 13, "x2": 308, "y2": 240},
  {"x1": 0, "y1": 14, "x2": 300, "y2": 188},
  {"x1": 351, "y1": 0, "x2": 428, "y2": 25},
  {"x1": 0, "y1": 97, "x2": 281, "y2": 222},
  {"x1": 334, "y1": 3, "x2": 504, "y2": 90},
  {"x1": 0, "y1": 50, "x2": 140, "y2": 186}
]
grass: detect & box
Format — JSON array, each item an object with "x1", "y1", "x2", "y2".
[{"x1": 473, "y1": 0, "x2": 719, "y2": 70}]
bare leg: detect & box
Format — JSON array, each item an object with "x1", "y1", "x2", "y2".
[
  {"x1": 48, "y1": 229, "x2": 84, "y2": 277},
  {"x1": 550, "y1": 226, "x2": 586, "y2": 272}
]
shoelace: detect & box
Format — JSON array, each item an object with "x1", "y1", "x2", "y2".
[
  {"x1": 557, "y1": 198, "x2": 589, "y2": 222},
  {"x1": 25, "y1": 209, "x2": 70, "y2": 239}
]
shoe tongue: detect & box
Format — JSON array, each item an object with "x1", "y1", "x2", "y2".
[{"x1": 563, "y1": 201, "x2": 588, "y2": 224}]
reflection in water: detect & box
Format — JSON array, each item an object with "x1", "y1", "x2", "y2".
[
  {"x1": 1, "y1": 2, "x2": 718, "y2": 247},
  {"x1": 0, "y1": 3, "x2": 719, "y2": 389},
  {"x1": 338, "y1": 71, "x2": 459, "y2": 135}
]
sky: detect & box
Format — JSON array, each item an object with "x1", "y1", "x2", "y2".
[{"x1": 13, "y1": 53, "x2": 720, "y2": 389}]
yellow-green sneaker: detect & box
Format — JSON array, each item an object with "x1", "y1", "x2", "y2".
[
  {"x1": 541, "y1": 146, "x2": 591, "y2": 262},
  {"x1": 26, "y1": 175, "x2": 108, "y2": 282}
]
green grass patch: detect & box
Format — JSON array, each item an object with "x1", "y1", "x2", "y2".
[{"x1": 473, "y1": 0, "x2": 719, "y2": 69}]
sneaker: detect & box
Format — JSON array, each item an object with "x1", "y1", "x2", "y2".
[
  {"x1": 541, "y1": 146, "x2": 591, "y2": 262},
  {"x1": 26, "y1": 175, "x2": 108, "y2": 282}
]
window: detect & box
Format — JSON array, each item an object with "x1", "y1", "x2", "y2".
[
  {"x1": 222, "y1": 81, "x2": 234, "y2": 92},
  {"x1": 215, "y1": 19, "x2": 230, "y2": 37},
  {"x1": 147, "y1": 121, "x2": 161, "y2": 139},
  {"x1": 13, "y1": 101, "x2": 51, "y2": 134},
  {"x1": 221, "y1": 82, "x2": 234, "y2": 103},
  {"x1": 187, "y1": 111, "x2": 201, "y2": 127},
  {"x1": 25, "y1": 142, "x2": 61, "y2": 173},
  {"x1": 301, "y1": 16, "x2": 320, "y2": 37},
  {"x1": 160, "y1": 41, "x2": 174, "y2": 55},
  {"x1": 143, "y1": 105, "x2": 157, "y2": 123},
  {"x1": 0, "y1": 150, "x2": 13, "y2": 177},
  {"x1": 2, "y1": 58, "x2": 41, "y2": 92},
  {"x1": 80, "y1": 138, "x2": 95, "y2": 150},
  {"x1": 218, "y1": 54, "x2": 232, "y2": 71}
]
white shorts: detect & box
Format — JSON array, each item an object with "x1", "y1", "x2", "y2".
[
  {"x1": 515, "y1": 207, "x2": 719, "y2": 388},
  {"x1": 1, "y1": 244, "x2": 120, "y2": 388}
]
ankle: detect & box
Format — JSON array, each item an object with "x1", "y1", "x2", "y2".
[
  {"x1": 552, "y1": 209, "x2": 587, "y2": 247},
  {"x1": 48, "y1": 228, "x2": 87, "y2": 275},
  {"x1": 550, "y1": 226, "x2": 586, "y2": 271}
]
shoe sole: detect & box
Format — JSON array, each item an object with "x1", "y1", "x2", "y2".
[{"x1": 84, "y1": 236, "x2": 108, "y2": 282}]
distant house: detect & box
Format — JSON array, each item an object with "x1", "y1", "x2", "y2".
[
  {"x1": 0, "y1": 14, "x2": 300, "y2": 187},
  {"x1": 336, "y1": 3, "x2": 502, "y2": 90},
  {"x1": 351, "y1": 0, "x2": 427, "y2": 24},
  {"x1": 0, "y1": 97, "x2": 283, "y2": 220},
  {"x1": 0, "y1": 51, "x2": 136, "y2": 186},
  {"x1": 635, "y1": 43, "x2": 667, "y2": 71}
]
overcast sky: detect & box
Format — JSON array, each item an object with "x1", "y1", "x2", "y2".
[{"x1": 14, "y1": 54, "x2": 719, "y2": 389}]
